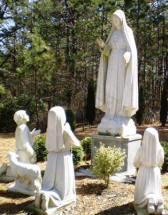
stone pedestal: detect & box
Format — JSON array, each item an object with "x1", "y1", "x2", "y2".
[
  {"x1": 8, "y1": 181, "x2": 39, "y2": 196},
  {"x1": 92, "y1": 134, "x2": 142, "y2": 175},
  {"x1": 98, "y1": 115, "x2": 137, "y2": 137}
]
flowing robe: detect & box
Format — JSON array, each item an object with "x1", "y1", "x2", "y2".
[
  {"x1": 42, "y1": 123, "x2": 80, "y2": 206},
  {"x1": 105, "y1": 29, "x2": 127, "y2": 117},
  {"x1": 134, "y1": 128, "x2": 164, "y2": 207},
  {"x1": 39, "y1": 106, "x2": 80, "y2": 208},
  {"x1": 96, "y1": 10, "x2": 138, "y2": 119},
  {"x1": 15, "y1": 124, "x2": 35, "y2": 163}
]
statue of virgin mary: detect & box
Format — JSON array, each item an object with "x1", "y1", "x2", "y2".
[{"x1": 96, "y1": 9, "x2": 138, "y2": 137}]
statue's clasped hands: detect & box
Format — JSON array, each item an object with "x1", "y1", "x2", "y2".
[
  {"x1": 123, "y1": 51, "x2": 131, "y2": 65},
  {"x1": 96, "y1": 38, "x2": 105, "y2": 49},
  {"x1": 31, "y1": 128, "x2": 41, "y2": 138}
]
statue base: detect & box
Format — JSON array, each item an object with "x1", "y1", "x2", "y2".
[
  {"x1": 8, "y1": 181, "x2": 38, "y2": 196},
  {"x1": 97, "y1": 115, "x2": 136, "y2": 137},
  {"x1": 92, "y1": 134, "x2": 142, "y2": 176}
]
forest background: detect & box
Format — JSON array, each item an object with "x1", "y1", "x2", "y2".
[{"x1": 0, "y1": 0, "x2": 167, "y2": 132}]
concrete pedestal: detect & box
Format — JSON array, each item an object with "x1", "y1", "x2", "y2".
[
  {"x1": 98, "y1": 115, "x2": 137, "y2": 137},
  {"x1": 8, "y1": 181, "x2": 38, "y2": 196},
  {"x1": 92, "y1": 134, "x2": 142, "y2": 176}
]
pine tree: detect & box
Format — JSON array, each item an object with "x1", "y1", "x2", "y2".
[
  {"x1": 160, "y1": 80, "x2": 167, "y2": 126},
  {"x1": 136, "y1": 86, "x2": 146, "y2": 125},
  {"x1": 86, "y1": 79, "x2": 95, "y2": 125},
  {"x1": 0, "y1": 0, "x2": 168, "y2": 130}
]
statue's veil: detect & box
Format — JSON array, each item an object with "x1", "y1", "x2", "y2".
[
  {"x1": 46, "y1": 106, "x2": 66, "y2": 152},
  {"x1": 141, "y1": 128, "x2": 163, "y2": 166}
]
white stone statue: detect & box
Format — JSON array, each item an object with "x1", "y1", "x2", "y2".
[
  {"x1": 96, "y1": 9, "x2": 138, "y2": 137},
  {"x1": 0, "y1": 110, "x2": 41, "y2": 183},
  {"x1": 134, "y1": 128, "x2": 164, "y2": 214},
  {"x1": 14, "y1": 110, "x2": 41, "y2": 163},
  {"x1": 7, "y1": 110, "x2": 42, "y2": 195},
  {"x1": 8, "y1": 152, "x2": 42, "y2": 195},
  {"x1": 35, "y1": 106, "x2": 80, "y2": 212}
]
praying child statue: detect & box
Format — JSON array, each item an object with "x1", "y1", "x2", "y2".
[
  {"x1": 35, "y1": 106, "x2": 80, "y2": 212},
  {"x1": 134, "y1": 127, "x2": 164, "y2": 214},
  {"x1": 14, "y1": 110, "x2": 41, "y2": 164}
]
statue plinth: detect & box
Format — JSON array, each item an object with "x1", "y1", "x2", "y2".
[
  {"x1": 97, "y1": 115, "x2": 136, "y2": 137},
  {"x1": 92, "y1": 133, "x2": 142, "y2": 177},
  {"x1": 8, "y1": 181, "x2": 39, "y2": 196}
]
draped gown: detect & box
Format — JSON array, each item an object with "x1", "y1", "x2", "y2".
[
  {"x1": 41, "y1": 122, "x2": 80, "y2": 208},
  {"x1": 105, "y1": 29, "x2": 128, "y2": 117},
  {"x1": 134, "y1": 128, "x2": 164, "y2": 208}
]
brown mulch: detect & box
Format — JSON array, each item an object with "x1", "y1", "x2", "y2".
[
  {"x1": 75, "y1": 122, "x2": 168, "y2": 142},
  {"x1": 0, "y1": 123, "x2": 167, "y2": 214}
]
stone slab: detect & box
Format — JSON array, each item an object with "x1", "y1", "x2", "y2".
[
  {"x1": 98, "y1": 115, "x2": 137, "y2": 137},
  {"x1": 8, "y1": 182, "x2": 37, "y2": 196},
  {"x1": 75, "y1": 168, "x2": 95, "y2": 178},
  {"x1": 92, "y1": 134, "x2": 142, "y2": 175}
]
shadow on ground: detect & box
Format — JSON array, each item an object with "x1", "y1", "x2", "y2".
[
  {"x1": 0, "y1": 133, "x2": 15, "y2": 139},
  {"x1": 164, "y1": 185, "x2": 168, "y2": 190},
  {"x1": 0, "y1": 200, "x2": 34, "y2": 214},
  {"x1": 95, "y1": 202, "x2": 136, "y2": 215},
  {"x1": 76, "y1": 182, "x2": 106, "y2": 195},
  {"x1": 0, "y1": 190, "x2": 30, "y2": 199}
]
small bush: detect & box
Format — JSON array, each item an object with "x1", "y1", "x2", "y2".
[
  {"x1": 0, "y1": 84, "x2": 6, "y2": 96},
  {"x1": 72, "y1": 146, "x2": 84, "y2": 165},
  {"x1": 93, "y1": 143, "x2": 125, "y2": 186},
  {"x1": 33, "y1": 135, "x2": 48, "y2": 162},
  {"x1": 81, "y1": 137, "x2": 92, "y2": 160},
  {"x1": 0, "y1": 95, "x2": 47, "y2": 132},
  {"x1": 161, "y1": 141, "x2": 168, "y2": 172}
]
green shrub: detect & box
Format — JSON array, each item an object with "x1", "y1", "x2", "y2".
[
  {"x1": 33, "y1": 135, "x2": 48, "y2": 162},
  {"x1": 0, "y1": 95, "x2": 47, "y2": 133},
  {"x1": 0, "y1": 99, "x2": 18, "y2": 132},
  {"x1": 65, "y1": 109, "x2": 76, "y2": 131},
  {"x1": 161, "y1": 141, "x2": 168, "y2": 172},
  {"x1": 81, "y1": 137, "x2": 92, "y2": 160},
  {"x1": 0, "y1": 84, "x2": 6, "y2": 96},
  {"x1": 72, "y1": 146, "x2": 84, "y2": 165},
  {"x1": 93, "y1": 143, "x2": 125, "y2": 186}
]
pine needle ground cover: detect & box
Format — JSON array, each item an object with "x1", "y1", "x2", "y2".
[{"x1": 0, "y1": 124, "x2": 167, "y2": 214}]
